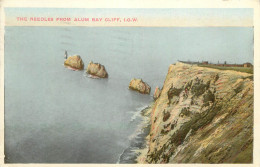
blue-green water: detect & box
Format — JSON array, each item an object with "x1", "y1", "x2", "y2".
[{"x1": 4, "y1": 27, "x2": 253, "y2": 163}]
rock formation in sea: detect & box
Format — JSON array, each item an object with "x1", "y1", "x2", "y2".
[
  {"x1": 86, "y1": 61, "x2": 108, "y2": 78},
  {"x1": 129, "y1": 79, "x2": 151, "y2": 94},
  {"x1": 64, "y1": 55, "x2": 84, "y2": 70},
  {"x1": 153, "y1": 86, "x2": 161, "y2": 100},
  {"x1": 137, "y1": 62, "x2": 253, "y2": 163}
]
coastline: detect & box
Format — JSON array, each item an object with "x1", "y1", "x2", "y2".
[
  {"x1": 134, "y1": 104, "x2": 153, "y2": 164},
  {"x1": 118, "y1": 104, "x2": 153, "y2": 164},
  {"x1": 133, "y1": 62, "x2": 253, "y2": 163}
]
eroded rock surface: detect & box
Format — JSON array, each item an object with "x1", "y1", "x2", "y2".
[
  {"x1": 153, "y1": 86, "x2": 161, "y2": 100},
  {"x1": 129, "y1": 79, "x2": 151, "y2": 94},
  {"x1": 64, "y1": 55, "x2": 84, "y2": 70},
  {"x1": 137, "y1": 62, "x2": 253, "y2": 164},
  {"x1": 86, "y1": 61, "x2": 108, "y2": 78}
]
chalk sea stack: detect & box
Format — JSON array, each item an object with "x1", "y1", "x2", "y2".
[
  {"x1": 153, "y1": 86, "x2": 161, "y2": 100},
  {"x1": 64, "y1": 55, "x2": 84, "y2": 70},
  {"x1": 129, "y1": 78, "x2": 151, "y2": 94},
  {"x1": 86, "y1": 61, "x2": 108, "y2": 78}
]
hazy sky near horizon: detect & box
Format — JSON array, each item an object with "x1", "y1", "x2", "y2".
[
  {"x1": 5, "y1": 26, "x2": 254, "y2": 64},
  {"x1": 4, "y1": 8, "x2": 254, "y2": 64},
  {"x1": 4, "y1": 8, "x2": 253, "y2": 26}
]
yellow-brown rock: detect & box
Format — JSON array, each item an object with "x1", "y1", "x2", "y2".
[
  {"x1": 86, "y1": 61, "x2": 108, "y2": 78},
  {"x1": 153, "y1": 86, "x2": 161, "y2": 100},
  {"x1": 137, "y1": 62, "x2": 253, "y2": 164},
  {"x1": 64, "y1": 55, "x2": 84, "y2": 70},
  {"x1": 129, "y1": 78, "x2": 151, "y2": 94}
]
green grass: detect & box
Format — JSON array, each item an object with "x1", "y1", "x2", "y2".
[{"x1": 198, "y1": 65, "x2": 253, "y2": 74}]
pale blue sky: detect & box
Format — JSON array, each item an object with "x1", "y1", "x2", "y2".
[{"x1": 4, "y1": 8, "x2": 254, "y2": 64}]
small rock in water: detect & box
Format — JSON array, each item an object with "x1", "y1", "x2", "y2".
[
  {"x1": 64, "y1": 55, "x2": 84, "y2": 70},
  {"x1": 86, "y1": 61, "x2": 108, "y2": 78},
  {"x1": 129, "y1": 78, "x2": 151, "y2": 94},
  {"x1": 153, "y1": 86, "x2": 161, "y2": 100}
]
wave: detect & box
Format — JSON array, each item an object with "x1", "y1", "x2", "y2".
[
  {"x1": 118, "y1": 105, "x2": 151, "y2": 164},
  {"x1": 128, "y1": 105, "x2": 148, "y2": 123}
]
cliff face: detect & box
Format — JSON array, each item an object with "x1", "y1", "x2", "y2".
[{"x1": 138, "y1": 62, "x2": 253, "y2": 163}]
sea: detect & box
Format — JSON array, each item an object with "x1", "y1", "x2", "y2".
[{"x1": 4, "y1": 27, "x2": 253, "y2": 163}]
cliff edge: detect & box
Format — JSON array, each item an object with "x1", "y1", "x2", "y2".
[{"x1": 137, "y1": 62, "x2": 253, "y2": 163}]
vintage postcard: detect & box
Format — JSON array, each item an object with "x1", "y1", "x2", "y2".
[{"x1": 0, "y1": 0, "x2": 259, "y2": 166}]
